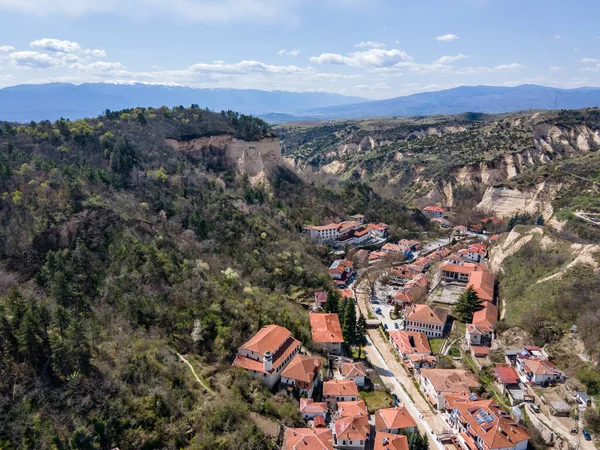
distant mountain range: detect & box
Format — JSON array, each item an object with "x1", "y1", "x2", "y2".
[
  {"x1": 1, "y1": 82, "x2": 600, "y2": 123},
  {"x1": 0, "y1": 82, "x2": 365, "y2": 122},
  {"x1": 301, "y1": 85, "x2": 600, "y2": 120}
]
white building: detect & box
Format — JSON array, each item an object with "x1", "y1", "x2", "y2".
[
  {"x1": 404, "y1": 304, "x2": 448, "y2": 338},
  {"x1": 232, "y1": 324, "x2": 300, "y2": 389}
]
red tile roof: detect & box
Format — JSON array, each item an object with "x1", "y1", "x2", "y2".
[
  {"x1": 341, "y1": 362, "x2": 367, "y2": 379},
  {"x1": 472, "y1": 302, "x2": 498, "y2": 328},
  {"x1": 467, "y1": 271, "x2": 495, "y2": 303},
  {"x1": 375, "y1": 407, "x2": 417, "y2": 432},
  {"x1": 337, "y1": 400, "x2": 368, "y2": 418},
  {"x1": 284, "y1": 428, "x2": 334, "y2": 450},
  {"x1": 374, "y1": 432, "x2": 409, "y2": 450},
  {"x1": 323, "y1": 380, "x2": 359, "y2": 397},
  {"x1": 310, "y1": 313, "x2": 344, "y2": 344},
  {"x1": 389, "y1": 331, "x2": 431, "y2": 355},
  {"x1": 239, "y1": 324, "x2": 293, "y2": 356},
  {"x1": 405, "y1": 304, "x2": 448, "y2": 326},
  {"x1": 420, "y1": 369, "x2": 480, "y2": 394},
  {"x1": 281, "y1": 355, "x2": 322, "y2": 385},
  {"x1": 334, "y1": 415, "x2": 370, "y2": 442},
  {"x1": 300, "y1": 398, "x2": 328, "y2": 415},
  {"x1": 424, "y1": 206, "x2": 445, "y2": 213},
  {"x1": 494, "y1": 364, "x2": 520, "y2": 385}
]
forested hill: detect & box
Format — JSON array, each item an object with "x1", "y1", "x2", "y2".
[{"x1": 0, "y1": 106, "x2": 426, "y2": 449}]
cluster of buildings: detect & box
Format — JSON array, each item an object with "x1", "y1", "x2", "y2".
[
  {"x1": 328, "y1": 259, "x2": 355, "y2": 288},
  {"x1": 302, "y1": 214, "x2": 389, "y2": 248}
]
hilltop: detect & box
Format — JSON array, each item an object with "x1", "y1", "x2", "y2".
[
  {"x1": 0, "y1": 107, "x2": 425, "y2": 448},
  {"x1": 278, "y1": 108, "x2": 600, "y2": 242}
]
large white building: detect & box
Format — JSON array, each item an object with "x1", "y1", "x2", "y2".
[
  {"x1": 232, "y1": 324, "x2": 300, "y2": 389},
  {"x1": 404, "y1": 304, "x2": 448, "y2": 338}
]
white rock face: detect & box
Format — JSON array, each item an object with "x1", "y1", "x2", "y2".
[
  {"x1": 165, "y1": 135, "x2": 282, "y2": 185},
  {"x1": 475, "y1": 182, "x2": 562, "y2": 219}
]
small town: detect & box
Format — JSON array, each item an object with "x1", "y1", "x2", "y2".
[{"x1": 232, "y1": 207, "x2": 596, "y2": 450}]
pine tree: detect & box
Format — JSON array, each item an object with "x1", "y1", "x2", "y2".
[
  {"x1": 342, "y1": 298, "x2": 357, "y2": 345},
  {"x1": 453, "y1": 286, "x2": 483, "y2": 323},
  {"x1": 324, "y1": 290, "x2": 339, "y2": 313},
  {"x1": 407, "y1": 429, "x2": 429, "y2": 450},
  {"x1": 355, "y1": 315, "x2": 368, "y2": 358}
]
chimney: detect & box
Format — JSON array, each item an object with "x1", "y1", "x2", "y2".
[{"x1": 263, "y1": 350, "x2": 273, "y2": 373}]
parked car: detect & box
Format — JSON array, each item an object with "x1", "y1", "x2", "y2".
[
  {"x1": 375, "y1": 307, "x2": 382, "y2": 315},
  {"x1": 583, "y1": 430, "x2": 591, "y2": 441},
  {"x1": 370, "y1": 297, "x2": 379, "y2": 304},
  {"x1": 392, "y1": 393, "x2": 399, "y2": 406},
  {"x1": 530, "y1": 404, "x2": 540, "y2": 413},
  {"x1": 394, "y1": 323, "x2": 399, "y2": 329},
  {"x1": 384, "y1": 324, "x2": 388, "y2": 330}
]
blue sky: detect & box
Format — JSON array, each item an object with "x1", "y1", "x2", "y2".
[{"x1": 0, "y1": 0, "x2": 599, "y2": 99}]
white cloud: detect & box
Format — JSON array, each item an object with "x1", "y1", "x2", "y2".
[
  {"x1": 189, "y1": 59, "x2": 311, "y2": 74},
  {"x1": 31, "y1": 38, "x2": 81, "y2": 53},
  {"x1": 354, "y1": 41, "x2": 385, "y2": 49},
  {"x1": 434, "y1": 53, "x2": 468, "y2": 64},
  {"x1": 0, "y1": 45, "x2": 15, "y2": 52},
  {"x1": 436, "y1": 34, "x2": 459, "y2": 42},
  {"x1": 579, "y1": 64, "x2": 600, "y2": 73},
  {"x1": 573, "y1": 48, "x2": 580, "y2": 52},
  {"x1": 71, "y1": 61, "x2": 126, "y2": 72},
  {"x1": 30, "y1": 38, "x2": 106, "y2": 58},
  {"x1": 353, "y1": 82, "x2": 389, "y2": 91},
  {"x1": 277, "y1": 48, "x2": 300, "y2": 57},
  {"x1": 8, "y1": 51, "x2": 63, "y2": 69},
  {"x1": 493, "y1": 63, "x2": 523, "y2": 71},
  {"x1": 310, "y1": 48, "x2": 412, "y2": 67},
  {"x1": 553, "y1": 35, "x2": 561, "y2": 40},
  {"x1": 548, "y1": 66, "x2": 564, "y2": 72},
  {"x1": 580, "y1": 58, "x2": 599, "y2": 63}
]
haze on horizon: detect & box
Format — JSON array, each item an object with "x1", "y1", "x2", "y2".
[{"x1": 0, "y1": 0, "x2": 599, "y2": 100}]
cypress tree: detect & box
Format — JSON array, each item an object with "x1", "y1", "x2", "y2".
[{"x1": 453, "y1": 286, "x2": 483, "y2": 323}]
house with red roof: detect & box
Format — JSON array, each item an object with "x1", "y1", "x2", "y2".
[
  {"x1": 374, "y1": 433, "x2": 409, "y2": 450},
  {"x1": 281, "y1": 355, "x2": 323, "y2": 397},
  {"x1": 314, "y1": 291, "x2": 327, "y2": 309},
  {"x1": 444, "y1": 394, "x2": 530, "y2": 450},
  {"x1": 423, "y1": 206, "x2": 446, "y2": 219},
  {"x1": 333, "y1": 414, "x2": 370, "y2": 449},
  {"x1": 515, "y1": 356, "x2": 565, "y2": 385},
  {"x1": 389, "y1": 331, "x2": 431, "y2": 359},
  {"x1": 336, "y1": 400, "x2": 369, "y2": 419},
  {"x1": 283, "y1": 427, "x2": 334, "y2": 450},
  {"x1": 328, "y1": 259, "x2": 354, "y2": 282},
  {"x1": 310, "y1": 313, "x2": 344, "y2": 355},
  {"x1": 299, "y1": 398, "x2": 328, "y2": 421},
  {"x1": 367, "y1": 222, "x2": 390, "y2": 239},
  {"x1": 466, "y1": 302, "x2": 498, "y2": 347},
  {"x1": 340, "y1": 361, "x2": 368, "y2": 388},
  {"x1": 323, "y1": 380, "x2": 359, "y2": 409},
  {"x1": 232, "y1": 324, "x2": 301, "y2": 389},
  {"x1": 404, "y1": 304, "x2": 449, "y2": 338},
  {"x1": 458, "y1": 243, "x2": 487, "y2": 263},
  {"x1": 375, "y1": 406, "x2": 417, "y2": 434},
  {"x1": 418, "y1": 369, "x2": 480, "y2": 409},
  {"x1": 493, "y1": 364, "x2": 521, "y2": 395}
]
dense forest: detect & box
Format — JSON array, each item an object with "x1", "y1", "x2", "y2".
[{"x1": 0, "y1": 106, "x2": 427, "y2": 449}]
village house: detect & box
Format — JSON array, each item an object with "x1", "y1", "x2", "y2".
[
  {"x1": 389, "y1": 266, "x2": 417, "y2": 284},
  {"x1": 375, "y1": 406, "x2": 417, "y2": 434},
  {"x1": 382, "y1": 243, "x2": 412, "y2": 256},
  {"x1": 404, "y1": 304, "x2": 448, "y2": 338},
  {"x1": 431, "y1": 217, "x2": 451, "y2": 228},
  {"x1": 310, "y1": 313, "x2": 344, "y2": 355},
  {"x1": 323, "y1": 380, "x2": 359, "y2": 409},
  {"x1": 283, "y1": 428, "x2": 334, "y2": 450},
  {"x1": 454, "y1": 225, "x2": 468, "y2": 234},
  {"x1": 369, "y1": 251, "x2": 387, "y2": 264},
  {"x1": 392, "y1": 275, "x2": 429, "y2": 306},
  {"x1": 458, "y1": 243, "x2": 487, "y2": 263},
  {"x1": 352, "y1": 249, "x2": 370, "y2": 267},
  {"x1": 515, "y1": 356, "x2": 565, "y2": 385},
  {"x1": 340, "y1": 361, "x2": 368, "y2": 388},
  {"x1": 328, "y1": 259, "x2": 354, "y2": 282},
  {"x1": 333, "y1": 415, "x2": 370, "y2": 449},
  {"x1": 232, "y1": 324, "x2": 301, "y2": 389},
  {"x1": 280, "y1": 354, "x2": 323, "y2": 397},
  {"x1": 350, "y1": 214, "x2": 365, "y2": 223},
  {"x1": 367, "y1": 222, "x2": 390, "y2": 239},
  {"x1": 336, "y1": 400, "x2": 369, "y2": 419},
  {"x1": 466, "y1": 270, "x2": 495, "y2": 303},
  {"x1": 430, "y1": 247, "x2": 451, "y2": 261},
  {"x1": 398, "y1": 239, "x2": 421, "y2": 251},
  {"x1": 423, "y1": 206, "x2": 446, "y2": 219},
  {"x1": 493, "y1": 364, "x2": 521, "y2": 396},
  {"x1": 418, "y1": 369, "x2": 480, "y2": 409},
  {"x1": 466, "y1": 302, "x2": 498, "y2": 347},
  {"x1": 440, "y1": 261, "x2": 487, "y2": 283},
  {"x1": 444, "y1": 394, "x2": 530, "y2": 450},
  {"x1": 374, "y1": 432, "x2": 409, "y2": 450},
  {"x1": 337, "y1": 226, "x2": 372, "y2": 248},
  {"x1": 299, "y1": 398, "x2": 328, "y2": 421},
  {"x1": 314, "y1": 291, "x2": 327, "y2": 310},
  {"x1": 389, "y1": 330, "x2": 431, "y2": 359},
  {"x1": 302, "y1": 220, "x2": 363, "y2": 245},
  {"x1": 406, "y1": 353, "x2": 437, "y2": 371}
]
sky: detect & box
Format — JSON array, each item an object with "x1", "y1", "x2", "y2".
[{"x1": 0, "y1": 0, "x2": 599, "y2": 99}]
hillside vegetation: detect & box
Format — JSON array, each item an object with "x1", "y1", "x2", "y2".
[{"x1": 0, "y1": 107, "x2": 424, "y2": 449}]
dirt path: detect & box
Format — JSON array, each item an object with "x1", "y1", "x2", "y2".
[{"x1": 176, "y1": 352, "x2": 215, "y2": 394}]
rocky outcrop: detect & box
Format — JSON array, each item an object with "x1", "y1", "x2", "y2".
[
  {"x1": 166, "y1": 135, "x2": 283, "y2": 185},
  {"x1": 475, "y1": 182, "x2": 561, "y2": 219}
]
